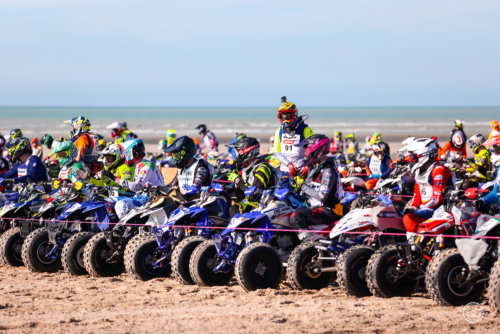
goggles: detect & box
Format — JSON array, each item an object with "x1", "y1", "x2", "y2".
[
  {"x1": 172, "y1": 151, "x2": 184, "y2": 160},
  {"x1": 55, "y1": 151, "x2": 70, "y2": 159},
  {"x1": 279, "y1": 112, "x2": 296, "y2": 121}
]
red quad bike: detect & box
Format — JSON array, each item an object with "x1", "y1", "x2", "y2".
[{"x1": 366, "y1": 190, "x2": 477, "y2": 298}]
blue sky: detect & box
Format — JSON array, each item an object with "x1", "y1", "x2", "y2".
[{"x1": 0, "y1": 0, "x2": 499, "y2": 107}]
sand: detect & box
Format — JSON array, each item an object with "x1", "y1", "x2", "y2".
[{"x1": 0, "y1": 265, "x2": 498, "y2": 334}]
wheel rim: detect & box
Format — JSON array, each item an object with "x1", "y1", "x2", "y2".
[
  {"x1": 97, "y1": 245, "x2": 116, "y2": 268},
  {"x1": 303, "y1": 255, "x2": 322, "y2": 279},
  {"x1": 76, "y1": 246, "x2": 85, "y2": 268},
  {"x1": 249, "y1": 257, "x2": 272, "y2": 283},
  {"x1": 141, "y1": 249, "x2": 164, "y2": 274},
  {"x1": 13, "y1": 240, "x2": 23, "y2": 262},
  {"x1": 447, "y1": 265, "x2": 474, "y2": 297},
  {"x1": 36, "y1": 241, "x2": 57, "y2": 265}
]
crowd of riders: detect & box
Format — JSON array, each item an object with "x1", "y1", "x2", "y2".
[{"x1": 3, "y1": 100, "x2": 500, "y2": 313}]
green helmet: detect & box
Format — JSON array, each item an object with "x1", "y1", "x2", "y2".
[{"x1": 53, "y1": 141, "x2": 77, "y2": 167}]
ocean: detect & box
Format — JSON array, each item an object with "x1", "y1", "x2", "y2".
[{"x1": 1, "y1": 107, "x2": 499, "y2": 143}]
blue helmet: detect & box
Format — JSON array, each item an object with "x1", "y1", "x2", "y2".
[{"x1": 120, "y1": 139, "x2": 145, "y2": 166}]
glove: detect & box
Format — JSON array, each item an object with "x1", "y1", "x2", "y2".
[
  {"x1": 293, "y1": 176, "x2": 305, "y2": 190},
  {"x1": 101, "y1": 169, "x2": 116, "y2": 182},
  {"x1": 227, "y1": 170, "x2": 240, "y2": 182},
  {"x1": 288, "y1": 164, "x2": 299, "y2": 177},
  {"x1": 74, "y1": 181, "x2": 84, "y2": 190},
  {"x1": 298, "y1": 166, "x2": 309, "y2": 178}
]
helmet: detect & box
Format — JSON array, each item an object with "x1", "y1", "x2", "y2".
[
  {"x1": 345, "y1": 133, "x2": 356, "y2": 142},
  {"x1": 196, "y1": 124, "x2": 208, "y2": 135},
  {"x1": 400, "y1": 138, "x2": 437, "y2": 173},
  {"x1": 107, "y1": 122, "x2": 125, "y2": 138},
  {"x1": 226, "y1": 137, "x2": 260, "y2": 168},
  {"x1": 334, "y1": 131, "x2": 342, "y2": 138},
  {"x1": 166, "y1": 129, "x2": 177, "y2": 146},
  {"x1": 64, "y1": 116, "x2": 91, "y2": 138},
  {"x1": 371, "y1": 142, "x2": 386, "y2": 158},
  {"x1": 9, "y1": 129, "x2": 23, "y2": 140},
  {"x1": 269, "y1": 136, "x2": 275, "y2": 144},
  {"x1": 120, "y1": 139, "x2": 146, "y2": 167},
  {"x1": 492, "y1": 121, "x2": 500, "y2": 130},
  {"x1": 236, "y1": 133, "x2": 247, "y2": 141},
  {"x1": 467, "y1": 134, "x2": 486, "y2": 153},
  {"x1": 455, "y1": 119, "x2": 464, "y2": 129},
  {"x1": 100, "y1": 144, "x2": 123, "y2": 170},
  {"x1": 0, "y1": 134, "x2": 5, "y2": 150},
  {"x1": 295, "y1": 134, "x2": 330, "y2": 168},
  {"x1": 452, "y1": 132, "x2": 464, "y2": 149},
  {"x1": 122, "y1": 122, "x2": 128, "y2": 130},
  {"x1": 6, "y1": 138, "x2": 32, "y2": 163},
  {"x1": 430, "y1": 136, "x2": 438, "y2": 144},
  {"x1": 207, "y1": 151, "x2": 220, "y2": 166},
  {"x1": 277, "y1": 101, "x2": 299, "y2": 130},
  {"x1": 53, "y1": 141, "x2": 77, "y2": 167},
  {"x1": 164, "y1": 136, "x2": 196, "y2": 168},
  {"x1": 370, "y1": 132, "x2": 382, "y2": 145},
  {"x1": 31, "y1": 138, "x2": 39, "y2": 145},
  {"x1": 41, "y1": 134, "x2": 54, "y2": 149}
]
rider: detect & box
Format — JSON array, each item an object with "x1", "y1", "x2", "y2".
[
  {"x1": 52, "y1": 141, "x2": 91, "y2": 185},
  {"x1": 122, "y1": 122, "x2": 138, "y2": 139},
  {"x1": 401, "y1": 138, "x2": 454, "y2": 232},
  {"x1": 370, "y1": 132, "x2": 390, "y2": 156},
  {"x1": 89, "y1": 144, "x2": 135, "y2": 192},
  {"x1": 462, "y1": 134, "x2": 491, "y2": 189},
  {"x1": 489, "y1": 121, "x2": 500, "y2": 140},
  {"x1": 449, "y1": 119, "x2": 467, "y2": 146},
  {"x1": 0, "y1": 138, "x2": 49, "y2": 185},
  {"x1": 107, "y1": 122, "x2": 134, "y2": 145},
  {"x1": 226, "y1": 137, "x2": 279, "y2": 217},
  {"x1": 365, "y1": 142, "x2": 393, "y2": 190},
  {"x1": 477, "y1": 137, "x2": 500, "y2": 208},
  {"x1": 345, "y1": 133, "x2": 360, "y2": 161},
  {"x1": 159, "y1": 129, "x2": 177, "y2": 151},
  {"x1": 196, "y1": 124, "x2": 219, "y2": 153},
  {"x1": 227, "y1": 133, "x2": 247, "y2": 160},
  {"x1": 164, "y1": 136, "x2": 213, "y2": 201},
  {"x1": 31, "y1": 138, "x2": 43, "y2": 158},
  {"x1": 441, "y1": 132, "x2": 467, "y2": 160},
  {"x1": 62, "y1": 116, "x2": 101, "y2": 173},
  {"x1": 289, "y1": 134, "x2": 344, "y2": 241},
  {"x1": 273, "y1": 96, "x2": 314, "y2": 174},
  {"x1": 330, "y1": 131, "x2": 344, "y2": 154}
]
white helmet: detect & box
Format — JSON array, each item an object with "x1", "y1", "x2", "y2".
[
  {"x1": 269, "y1": 136, "x2": 275, "y2": 143},
  {"x1": 99, "y1": 144, "x2": 123, "y2": 169},
  {"x1": 400, "y1": 138, "x2": 437, "y2": 173},
  {"x1": 452, "y1": 132, "x2": 464, "y2": 148}
]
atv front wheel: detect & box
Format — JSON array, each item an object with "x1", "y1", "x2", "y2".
[
  {"x1": 286, "y1": 242, "x2": 335, "y2": 290},
  {"x1": 124, "y1": 233, "x2": 171, "y2": 281},
  {"x1": 21, "y1": 228, "x2": 61, "y2": 273},
  {"x1": 0, "y1": 227, "x2": 24, "y2": 266},
  {"x1": 426, "y1": 248, "x2": 485, "y2": 306},
  {"x1": 235, "y1": 242, "x2": 283, "y2": 292},
  {"x1": 189, "y1": 239, "x2": 234, "y2": 287},
  {"x1": 83, "y1": 232, "x2": 125, "y2": 277},
  {"x1": 337, "y1": 245, "x2": 375, "y2": 297},
  {"x1": 171, "y1": 236, "x2": 206, "y2": 285},
  {"x1": 62, "y1": 232, "x2": 94, "y2": 276}
]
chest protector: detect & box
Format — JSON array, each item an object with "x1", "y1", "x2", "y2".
[
  {"x1": 72, "y1": 133, "x2": 100, "y2": 163},
  {"x1": 177, "y1": 159, "x2": 214, "y2": 195},
  {"x1": 369, "y1": 156, "x2": 382, "y2": 175},
  {"x1": 279, "y1": 123, "x2": 308, "y2": 158},
  {"x1": 415, "y1": 165, "x2": 435, "y2": 203}
]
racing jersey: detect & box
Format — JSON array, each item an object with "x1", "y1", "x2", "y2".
[
  {"x1": 465, "y1": 147, "x2": 491, "y2": 182},
  {"x1": 0, "y1": 155, "x2": 49, "y2": 184},
  {"x1": 300, "y1": 157, "x2": 343, "y2": 208},
  {"x1": 236, "y1": 161, "x2": 279, "y2": 198},
  {"x1": 330, "y1": 137, "x2": 344, "y2": 154},
  {"x1": 410, "y1": 163, "x2": 454, "y2": 209},
  {"x1": 441, "y1": 141, "x2": 467, "y2": 160},
  {"x1": 273, "y1": 123, "x2": 314, "y2": 171},
  {"x1": 72, "y1": 132, "x2": 100, "y2": 163},
  {"x1": 200, "y1": 131, "x2": 219, "y2": 152},
  {"x1": 118, "y1": 159, "x2": 164, "y2": 192},
  {"x1": 366, "y1": 154, "x2": 393, "y2": 179},
  {"x1": 168, "y1": 158, "x2": 213, "y2": 197},
  {"x1": 90, "y1": 162, "x2": 135, "y2": 192}
]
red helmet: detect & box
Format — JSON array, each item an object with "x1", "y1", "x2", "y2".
[{"x1": 277, "y1": 102, "x2": 299, "y2": 130}]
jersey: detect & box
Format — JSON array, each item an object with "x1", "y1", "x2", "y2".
[
  {"x1": 411, "y1": 164, "x2": 454, "y2": 209},
  {"x1": 465, "y1": 148, "x2": 491, "y2": 182},
  {"x1": 300, "y1": 157, "x2": 343, "y2": 208},
  {"x1": 58, "y1": 161, "x2": 89, "y2": 183},
  {"x1": 366, "y1": 155, "x2": 393, "y2": 179},
  {"x1": 90, "y1": 162, "x2": 135, "y2": 191},
  {"x1": 330, "y1": 137, "x2": 344, "y2": 154},
  {"x1": 118, "y1": 159, "x2": 164, "y2": 192},
  {"x1": 115, "y1": 131, "x2": 134, "y2": 145},
  {"x1": 200, "y1": 132, "x2": 219, "y2": 152},
  {"x1": 273, "y1": 123, "x2": 314, "y2": 171},
  {"x1": 0, "y1": 155, "x2": 49, "y2": 184},
  {"x1": 441, "y1": 141, "x2": 467, "y2": 160},
  {"x1": 168, "y1": 158, "x2": 213, "y2": 196},
  {"x1": 72, "y1": 132, "x2": 100, "y2": 163}
]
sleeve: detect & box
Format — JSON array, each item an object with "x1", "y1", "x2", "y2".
[
  {"x1": 119, "y1": 164, "x2": 154, "y2": 192},
  {"x1": 420, "y1": 166, "x2": 450, "y2": 209},
  {"x1": 273, "y1": 128, "x2": 281, "y2": 153},
  {"x1": 410, "y1": 182, "x2": 422, "y2": 207},
  {"x1": 303, "y1": 127, "x2": 314, "y2": 139},
  {"x1": 300, "y1": 166, "x2": 338, "y2": 206},
  {"x1": 0, "y1": 164, "x2": 19, "y2": 179},
  {"x1": 14, "y1": 159, "x2": 46, "y2": 183},
  {"x1": 381, "y1": 157, "x2": 394, "y2": 179},
  {"x1": 273, "y1": 152, "x2": 291, "y2": 167},
  {"x1": 441, "y1": 142, "x2": 451, "y2": 157},
  {"x1": 74, "y1": 135, "x2": 90, "y2": 161},
  {"x1": 461, "y1": 145, "x2": 467, "y2": 159},
  {"x1": 365, "y1": 156, "x2": 372, "y2": 176},
  {"x1": 193, "y1": 163, "x2": 209, "y2": 188}
]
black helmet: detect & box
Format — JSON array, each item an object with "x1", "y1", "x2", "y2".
[
  {"x1": 226, "y1": 137, "x2": 260, "y2": 168},
  {"x1": 6, "y1": 138, "x2": 32, "y2": 163},
  {"x1": 164, "y1": 136, "x2": 196, "y2": 168},
  {"x1": 9, "y1": 129, "x2": 23, "y2": 141},
  {"x1": 42, "y1": 134, "x2": 54, "y2": 149},
  {"x1": 196, "y1": 124, "x2": 207, "y2": 135}
]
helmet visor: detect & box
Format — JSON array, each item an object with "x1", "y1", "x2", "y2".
[
  {"x1": 279, "y1": 112, "x2": 296, "y2": 121},
  {"x1": 55, "y1": 150, "x2": 70, "y2": 159},
  {"x1": 172, "y1": 152, "x2": 184, "y2": 160}
]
